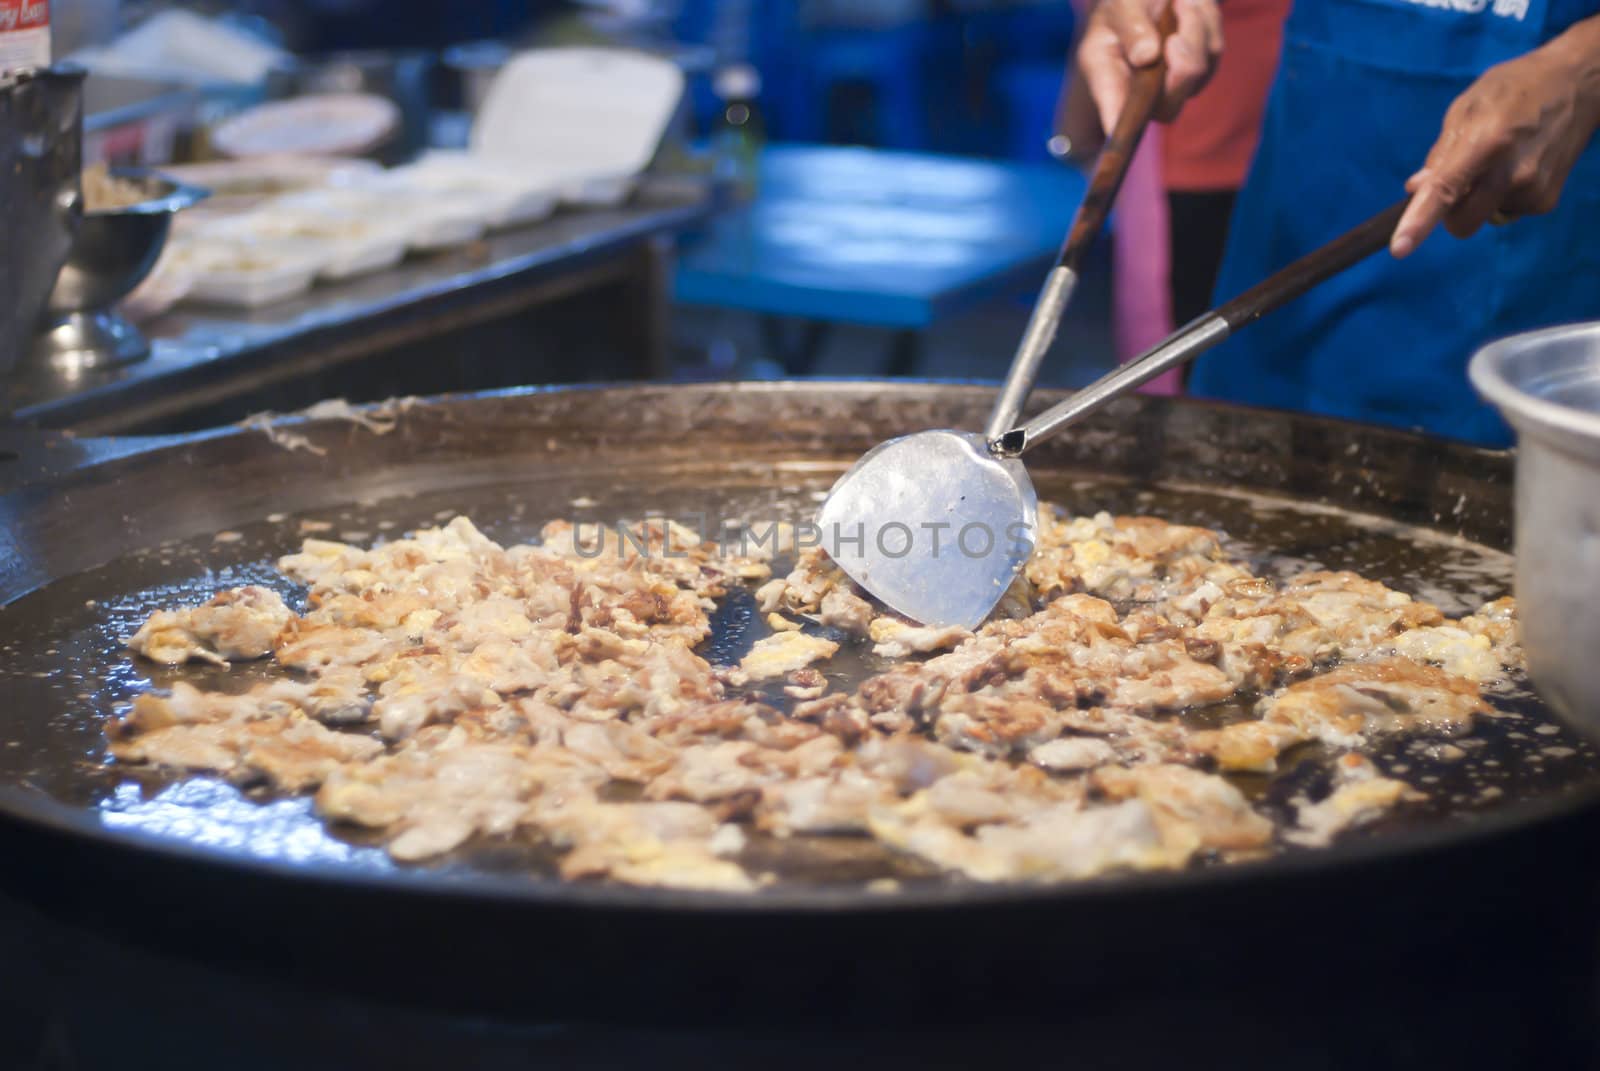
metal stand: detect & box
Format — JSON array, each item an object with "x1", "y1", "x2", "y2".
[{"x1": 32, "y1": 311, "x2": 151, "y2": 378}]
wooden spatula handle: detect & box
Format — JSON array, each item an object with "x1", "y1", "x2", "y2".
[
  {"x1": 1215, "y1": 200, "x2": 1409, "y2": 329},
  {"x1": 1056, "y1": 2, "x2": 1178, "y2": 274},
  {"x1": 997, "y1": 198, "x2": 1411, "y2": 455}
]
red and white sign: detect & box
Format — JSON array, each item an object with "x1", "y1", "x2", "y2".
[{"x1": 0, "y1": 0, "x2": 51, "y2": 74}]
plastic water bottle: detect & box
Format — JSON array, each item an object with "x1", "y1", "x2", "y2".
[{"x1": 712, "y1": 63, "x2": 763, "y2": 203}]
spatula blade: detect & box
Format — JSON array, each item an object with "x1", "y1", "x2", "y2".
[{"x1": 816, "y1": 430, "x2": 1037, "y2": 630}]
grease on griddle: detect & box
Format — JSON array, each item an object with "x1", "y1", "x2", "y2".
[{"x1": 0, "y1": 473, "x2": 1593, "y2": 887}]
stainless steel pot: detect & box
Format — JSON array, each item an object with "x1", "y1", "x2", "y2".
[{"x1": 1470, "y1": 322, "x2": 1600, "y2": 726}]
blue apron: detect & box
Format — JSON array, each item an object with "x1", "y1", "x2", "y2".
[{"x1": 1188, "y1": 0, "x2": 1600, "y2": 445}]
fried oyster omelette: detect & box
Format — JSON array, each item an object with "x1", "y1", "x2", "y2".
[{"x1": 113, "y1": 508, "x2": 1521, "y2": 892}]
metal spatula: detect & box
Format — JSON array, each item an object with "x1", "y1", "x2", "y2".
[
  {"x1": 818, "y1": 199, "x2": 1410, "y2": 629},
  {"x1": 810, "y1": 5, "x2": 1175, "y2": 630}
]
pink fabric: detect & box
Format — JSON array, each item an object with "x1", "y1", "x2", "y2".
[
  {"x1": 1065, "y1": 0, "x2": 1180, "y2": 396},
  {"x1": 1112, "y1": 127, "x2": 1181, "y2": 395}
]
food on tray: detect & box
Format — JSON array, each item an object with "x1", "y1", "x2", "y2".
[
  {"x1": 214, "y1": 210, "x2": 400, "y2": 244},
  {"x1": 82, "y1": 164, "x2": 159, "y2": 212},
  {"x1": 196, "y1": 209, "x2": 409, "y2": 282},
  {"x1": 272, "y1": 186, "x2": 488, "y2": 251},
  {"x1": 161, "y1": 157, "x2": 382, "y2": 198},
  {"x1": 159, "y1": 235, "x2": 327, "y2": 307},
  {"x1": 361, "y1": 163, "x2": 560, "y2": 230},
  {"x1": 166, "y1": 238, "x2": 308, "y2": 275},
  {"x1": 112, "y1": 507, "x2": 1523, "y2": 892}
]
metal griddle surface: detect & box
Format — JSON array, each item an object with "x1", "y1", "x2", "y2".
[{"x1": 2, "y1": 391, "x2": 1596, "y2": 902}]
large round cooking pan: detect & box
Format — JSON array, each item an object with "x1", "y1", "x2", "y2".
[{"x1": 0, "y1": 383, "x2": 1596, "y2": 1036}]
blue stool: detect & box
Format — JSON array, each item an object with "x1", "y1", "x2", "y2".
[{"x1": 675, "y1": 144, "x2": 1091, "y2": 375}]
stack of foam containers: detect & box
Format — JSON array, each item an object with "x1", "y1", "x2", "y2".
[{"x1": 165, "y1": 47, "x2": 685, "y2": 309}]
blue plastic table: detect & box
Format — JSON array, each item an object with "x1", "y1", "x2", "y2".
[{"x1": 674, "y1": 144, "x2": 1090, "y2": 373}]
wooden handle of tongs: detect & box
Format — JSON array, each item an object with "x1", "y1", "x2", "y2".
[
  {"x1": 1210, "y1": 200, "x2": 1409, "y2": 330},
  {"x1": 984, "y1": 2, "x2": 1178, "y2": 442},
  {"x1": 996, "y1": 198, "x2": 1412, "y2": 455}
]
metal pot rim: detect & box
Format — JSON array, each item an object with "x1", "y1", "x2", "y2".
[{"x1": 1469, "y1": 321, "x2": 1600, "y2": 456}]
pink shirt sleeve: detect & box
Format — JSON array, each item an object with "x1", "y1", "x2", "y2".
[{"x1": 1161, "y1": 0, "x2": 1290, "y2": 191}]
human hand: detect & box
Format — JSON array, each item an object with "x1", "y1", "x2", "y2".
[
  {"x1": 1392, "y1": 23, "x2": 1600, "y2": 257},
  {"x1": 1076, "y1": 0, "x2": 1223, "y2": 135}
]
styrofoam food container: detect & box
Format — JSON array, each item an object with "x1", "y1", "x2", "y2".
[
  {"x1": 417, "y1": 150, "x2": 633, "y2": 210},
  {"x1": 470, "y1": 48, "x2": 682, "y2": 180},
  {"x1": 202, "y1": 210, "x2": 408, "y2": 281},
  {"x1": 559, "y1": 172, "x2": 635, "y2": 208},
  {"x1": 378, "y1": 161, "x2": 558, "y2": 230},
  {"x1": 317, "y1": 235, "x2": 407, "y2": 279},
  {"x1": 396, "y1": 204, "x2": 487, "y2": 251},
  {"x1": 170, "y1": 237, "x2": 325, "y2": 308},
  {"x1": 274, "y1": 187, "x2": 489, "y2": 252}
]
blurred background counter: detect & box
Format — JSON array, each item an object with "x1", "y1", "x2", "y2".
[{"x1": 11, "y1": 0, "x2": 1116, "y2": 437}]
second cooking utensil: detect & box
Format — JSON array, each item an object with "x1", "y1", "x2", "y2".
[
  {"x1": 820, "y1": 199, "x2": 1410, "y2": 628},
  {"x1": 996, "y1": 198, "x2": 1409, "y2": 454}
]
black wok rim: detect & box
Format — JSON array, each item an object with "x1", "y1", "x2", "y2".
[{"x1": 1, "y1": 380, "x2": 1588, "y2": 917}]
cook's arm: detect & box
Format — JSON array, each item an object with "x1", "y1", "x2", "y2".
[
  {"x1": 1392, "y1": 17, "x2": 1600, "y2": 256},
  {"x1": 1075, "y1": 0, "x2": 1223, "y2": 136}
]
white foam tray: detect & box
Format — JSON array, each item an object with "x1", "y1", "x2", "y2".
[
  {"x1": 362, "y1": 161, "x2": 559, "y2": 231},
  {"x1": 202, "y1": 210, "x2": 408, "y2": 281},
  {"x1": 558, "y1": 173, "x2": 636, "y2": 208},
  {"x1": 272, "y1": 187, "x2": 489, "y2": 252},
  {"x1": 173, "y1": 238, "x2": 325, "y2": 308},
  {"x1": 469, "y1": 47, "x2": 683, "y2": 187}
]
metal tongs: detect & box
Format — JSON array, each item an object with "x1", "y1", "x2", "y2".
[
  {"x1": 818, "y1": 12, "x2": 1409, "y2": 628},
  {"x1": 990, "y1": 199, "x2": 1408, "y2": 456}
]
